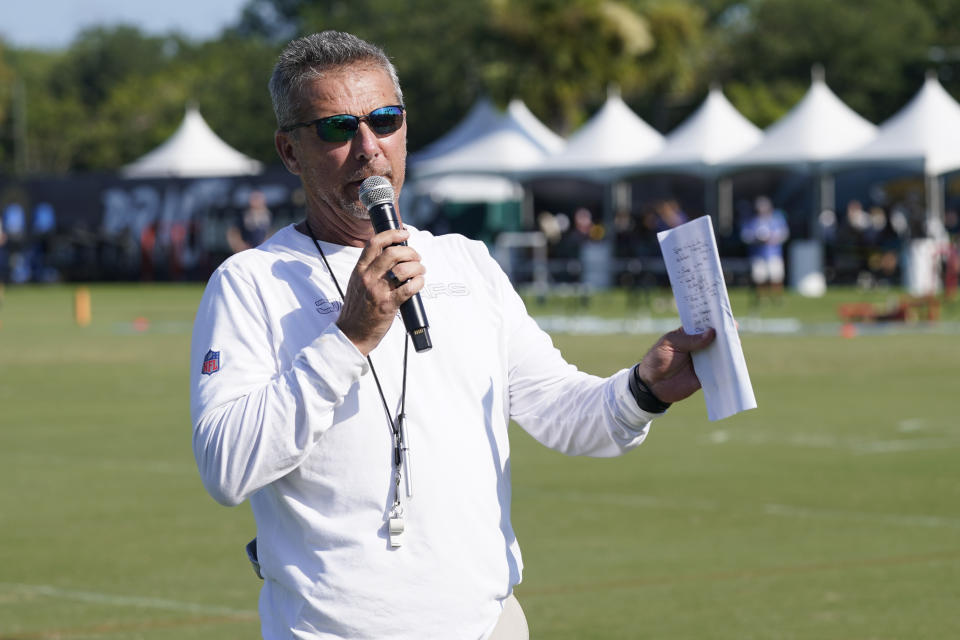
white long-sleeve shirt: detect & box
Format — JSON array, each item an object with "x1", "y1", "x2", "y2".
[{"x1": 190, "y1": 224, "x2": 659, "y2": 639}]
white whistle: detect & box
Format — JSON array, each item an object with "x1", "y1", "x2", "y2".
[{"x1": 389, "y1": 517, "x2": 405, "y2": 548}]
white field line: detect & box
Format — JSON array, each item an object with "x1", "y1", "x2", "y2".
[
  {"x1": 702, "y1": 429, "x2": 960, "y2": 455},
  {"x1": 530, "y1": 314, "x2": 960, "y2": 336},
  {"x1": 524, "y1": 489, "x2": 960, "y2": 530},
  {"x1": 761, "y1": 504, "x2": 960, "y2": 529},
  {"x1": 850, "y1": 437, "x2": 960, "y2": 454},
  {"x1": 3, "y1": 452, "x2": 194, "y2": 475},
  {"x1": 0, "y1": 583, "x2": 256, "y2": 617}
]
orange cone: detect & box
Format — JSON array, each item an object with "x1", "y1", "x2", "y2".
[{"x1": 74, "y1": 287, "x2": 92, "y2": 327}]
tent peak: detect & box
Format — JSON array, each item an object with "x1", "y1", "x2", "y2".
[
  {"x1": 811, "y1": 63, "x2": 826, "y2": 84},
  {"x1": 122, "y1": 105, "x2": 262, "y2": 178}
]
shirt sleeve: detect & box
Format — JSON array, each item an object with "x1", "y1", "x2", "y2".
[
  {"x1": 477, "y1": 249, "x2": 658, "y2": 457},
  {"x1": 190, "y1": 262, "x2": 367, "y2": 506}
]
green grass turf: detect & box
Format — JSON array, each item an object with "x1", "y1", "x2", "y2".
[
  {"x1": 521, "y1": 284, "x2": 960, "y2": 324},
  {"x1": 0, "y1": 283, "x2": 958, "y2": 639}
]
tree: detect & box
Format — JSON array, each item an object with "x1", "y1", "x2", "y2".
[
  {"x1": 710, "y1": 0, "x2": 936, "y2": 126},
  {"x1": 0, "y1": 25, "x2": 278, "y2": 174},
  {"x1": 5, "y1": 0, "x2": 960, "y2": 175},
  {"x1": 480, "y1": 0, "x2": 656, "y2": 133},
  {"x1": 232, "y1": 0, "x2": 303, "y2": 42},
  {"x1": 0, "y1": 41, "x2": 15, "y2": 170},
  {"x1": 629, "y1": 0, "x2": 709, "y2": 131},
  {"x1": 2, "y1": 47, "x2": 86, "y2": 174},
  {"x1": 50, "y1": 26, "x2": 173, "y2": 109},
  {"x1": 176, "y1": 35, "x2": 280, "y2": 163}
]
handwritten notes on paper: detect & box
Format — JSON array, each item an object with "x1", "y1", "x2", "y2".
[{"x1": 657, "y1": 216, "x2": 757, "y2": 421}]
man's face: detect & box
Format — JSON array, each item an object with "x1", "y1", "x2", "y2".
[{"x1": 275, "y1": 65, "x2": 407, "y2": 238}]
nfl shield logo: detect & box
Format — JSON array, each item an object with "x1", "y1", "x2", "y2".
[{"x1": 202, "y1": 350, "x2": 220, "y2": 375}]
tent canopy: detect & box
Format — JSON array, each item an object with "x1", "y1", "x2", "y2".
[
  {"x1": 526, "y1": 88, "x2": 664, "y2": 179},
  {"x1": 408, "y1": 97, "x2": 502, "y2": 165},
  {"x1": 829, "y1": 74, "x2": 960, "y2": 177},
  {"x1": 123, "y1": 105, "x2": 262, "y2": 178},
  {"x1": 637, "y1": 86, "x2": 762, "y2": 173},
  {"x1": 404, "y1": 173, "x2": 523, "y2": 204},
  {"x1": 505, "y1": 99, "x2": 566, "y2": 154},
  {"x1": 722, "y1": 68, "x2": 876, "y2": 169},
  {"x1": 410, "y1": 99, "x2": 561, "y2": 178}
]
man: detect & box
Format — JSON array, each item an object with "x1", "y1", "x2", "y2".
[
  {"x1": 191, "y1": 30, "x2": 715, "y2": 640},
  {"x1": 740, "y1": 195, "x2": 790, "y2": 302},
  {"x1": 226, "y1": 189, "x2": 274, "y2": 254}
]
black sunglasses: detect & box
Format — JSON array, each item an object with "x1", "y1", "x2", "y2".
[{"x1": 280, "y1": 105, "x2": 405, "y2": 142}]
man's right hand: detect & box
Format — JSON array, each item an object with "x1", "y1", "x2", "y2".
[{"x1": 336, "y1": 228, "x2": 426, "y2": 356}]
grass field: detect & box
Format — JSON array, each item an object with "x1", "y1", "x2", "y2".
[{"x1": 1, "y1": 283, "x2": 958, "y2": 639}]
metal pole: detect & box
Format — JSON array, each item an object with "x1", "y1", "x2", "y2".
[{"x1": 13, "y1": 77, "x2": 28, "y2": 175}]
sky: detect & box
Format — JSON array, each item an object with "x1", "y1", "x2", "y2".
[{"x1": 1, "y1": 0, "x2": 252, "y2": 50}]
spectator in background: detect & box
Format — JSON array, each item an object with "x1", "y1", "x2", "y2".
[
  {"x1": 227, "y1": 189, "x2": 273, "y2": 253},
  {"x1": 572, "y1": 206, "x2": 597, "y2": 241},
  {"x1": 843, "y1": 199, "x2": 881, "y2": 285},
  {"x1": 536, "y1": 210, "x2": 563, "y2": 248},
  {"x1": 2, "y1": 203, "x2": 28, "y2": 283},
  {"x1": 865, "y1": 206, "x2": 905, "y2": 287},
  {"x1": 612, "y1": 206, "x2": 643, "y2": 292},
  {"x1": 741, "y1": 195, "x2": 790, "y2": 303},
  {"x1": 140, "y1": 221, "x2": 158, "y2": 281},
  {"x1": 29, "y1": 202, "x2": 57, "y2": 282},
  {"x1": 650, "y1": 198, "x2": 688, "y2": 233},
  {"x1": 554, "y1": 207, "x2": 597, "y2": 284},
  {"x1": 945, "y1": 208, "x2": 960, "y2": 239},
  {"x1": 944, "y1": 208, "x2": 959, "y2": 299},
  {"x1": 0, "y1": 213, "x2": 6, "y2": 285},
  {"x1": 817, "y1": 208, "x2": 838, "y2": 280}
]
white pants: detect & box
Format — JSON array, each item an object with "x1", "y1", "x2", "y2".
[
  {"x1": 487, "y1": 594, "x2": 529, "y2": 640},
  {"x1": 751, "y1": 255, "x2": 785, "y2": 284}
]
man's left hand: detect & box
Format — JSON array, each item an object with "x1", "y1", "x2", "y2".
[{"x1": 635, "y1": 328, "x2": 716, "y2": 403}]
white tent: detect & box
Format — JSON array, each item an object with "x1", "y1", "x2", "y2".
[
  {"x1": 123, "y1": 105, "x2": 262, "y2": 178},
  {"x1": 506, "y1": 99, "x2": 566, "y2": 155},
  {"x1": 408, "y1": 96, "x2": 502, "y2": 165},
  {"x1": 526, "y1": 89, "x2": 664, "y2": 179},
  {"x1": 641, "y1": 86, "x2": 762, "y2": 171},
  {"x1": 620, "y1": 86, "x2": 763, "y2": 235},
  {"x1": 411, "y1": 128, "x2": 549, "y2": 177},
  {"x1": 828, "y1": 74, "x2": 960, "y2": 293},
  {"x1": 410, "y1": 99, "x2": 561, "y2": 178},
  {"x1": 723, "y1": 70, "x2": 876, "y2": 168},
  {"x1": 717, "y1": 67, "x2": 878, "y2": 246},
  {"x1": 405, "y1": 173, "x2": 524, "y2": 203},
  {"x1": 829, "y1": 74, "x2": 960, "y2": 177}
]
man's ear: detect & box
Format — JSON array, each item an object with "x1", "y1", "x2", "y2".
[{"x1": 275, "y1": 130, "x2": 302, "y2": 176}]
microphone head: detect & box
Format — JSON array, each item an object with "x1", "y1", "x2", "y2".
[{"x1": 359, "y1": 176, "x2": 395, "y2": 210}]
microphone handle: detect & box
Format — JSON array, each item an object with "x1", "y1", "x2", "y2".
[{"x1": 369, "y1": 203, "x2": 432, "y2": 353}]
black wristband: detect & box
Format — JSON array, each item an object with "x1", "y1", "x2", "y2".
[{"x1": 629, "y1": 365, "x2": 672, "y2": 413}]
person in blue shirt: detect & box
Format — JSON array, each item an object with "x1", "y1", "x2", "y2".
[
  {"x1": 227, "y1": 189, "x2": 273, "y2": 253},
  {"x1": 740, "y1": 195, "x2": 790, "y2": 302},
  {"x1": 30, "y1": 202, "x2": 57, "y2": 282},
  {"x1": 2, "y1": 203, "x2": 28, "y2": 283}
]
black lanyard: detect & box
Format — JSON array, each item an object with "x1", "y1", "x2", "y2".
[{"x1": 305, "y1": 223, "x2": 410, "y2": 524}]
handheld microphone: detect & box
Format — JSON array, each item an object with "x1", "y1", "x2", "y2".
[{"x1": 359, "y1": 176, "x2": 432, "y2": 353}]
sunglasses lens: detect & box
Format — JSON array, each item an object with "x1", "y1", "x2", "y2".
[
  {"x1": 368, "y1": 107, "x2": 405, "y2": 134},
  {"x1": 312, "y1": 107, "x2": 404, "y2": 142},
  {"x1": 316, "y1": 115, "x2": 358, "y2": 142}
]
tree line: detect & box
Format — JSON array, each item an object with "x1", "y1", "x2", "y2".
[{"x1": 1, "y1": 0, "x2": 959, "y2": 177}]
